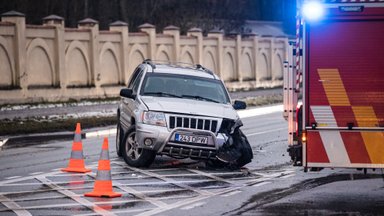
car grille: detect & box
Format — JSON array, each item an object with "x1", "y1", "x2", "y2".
[
  {"x1": 162, "y1": 145, "x2": 216, "y2": 159},
  {"x1": 169, "y1": 116, "x2": 218, "y2": 133}
]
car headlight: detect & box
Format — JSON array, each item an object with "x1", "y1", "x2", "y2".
[{"x1": 142, "y1": 111, "x2": 167, "y2": 127}]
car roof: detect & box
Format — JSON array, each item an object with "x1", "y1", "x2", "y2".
[{"x1": 142, "y1": 62, "x2": 220, "y2": 80}]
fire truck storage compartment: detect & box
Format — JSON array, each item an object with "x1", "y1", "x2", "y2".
[{"x1": 304, "y1": 5, "x2": 384, "y2": 168}]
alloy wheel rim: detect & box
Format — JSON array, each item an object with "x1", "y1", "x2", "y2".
[{"x1": 126, "y1": 131, "x2": 142, "y2": 161}]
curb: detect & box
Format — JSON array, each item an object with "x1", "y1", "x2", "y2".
[{"x1": 0, "y1": 128, "x2": 117, "y2": 150}]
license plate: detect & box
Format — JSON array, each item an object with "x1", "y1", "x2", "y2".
[{"x1": 175, "y1": 134, "x2": 208, "y2": 144}]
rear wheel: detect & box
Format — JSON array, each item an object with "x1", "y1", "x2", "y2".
[
  {"x1": 121, "y1": 126, "x2": 156, "y2": 167},
  {"x1": 116, "y1": 122, "x2": 123, "y2": 157}
]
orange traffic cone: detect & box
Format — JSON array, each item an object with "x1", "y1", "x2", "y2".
[
  {"x1": 85, "y1": 137, "x2": 121, "y2": 198},
  {"x1": 62, "y1": 123, "x2": 91, "y2": 173}
]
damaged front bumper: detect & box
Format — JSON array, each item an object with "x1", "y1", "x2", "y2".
[
  {"x1": 136, "y1": 122, "x2": 227, "y2": 160},
  {"x1": 136, "y1": 118, "x2": 253, "y2": 167}
]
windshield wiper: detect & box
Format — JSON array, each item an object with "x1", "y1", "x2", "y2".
[
  {"x1": 181, "y1": 95, "x2": 220, "y2": 103},
  {"x1": 143, "y1": 92, "x2": 182, "y2": 98}
]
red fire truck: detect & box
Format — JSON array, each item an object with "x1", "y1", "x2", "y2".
[{"x1": 284, "y1": 0, "x2": 384, "y2": 171}]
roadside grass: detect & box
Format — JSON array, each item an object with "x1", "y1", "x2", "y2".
[
  {"x1": 0, "y1": 94, "x2": 282, "y2": 136},
  {"x1": 0, "y1": 116, "x2": 117, "y2": 136},
  {"x1": 243, "y1": 94, "x2": 283, "y2": 107},
  {"x1": 0, "y1": 98, "x2": 120, "y2": 111}
]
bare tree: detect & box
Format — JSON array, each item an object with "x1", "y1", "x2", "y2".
[{"x1": 0, "y1": 0, "x2": 295, "y2": 34}]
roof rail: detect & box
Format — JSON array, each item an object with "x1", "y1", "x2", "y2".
[
  {"x1": 143, "y1": 59, "x2": 156, "y2": 70},
  {"x1": 145, "y1": 60, "x2": 196, "y2": 68},
  {"x1": 195, "y1": 64, "x2": 216, "y2": 79}
]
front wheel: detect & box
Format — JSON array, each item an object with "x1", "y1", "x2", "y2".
[{"x1": 121, "y1": 126, "x2": 156, "y2": 167}]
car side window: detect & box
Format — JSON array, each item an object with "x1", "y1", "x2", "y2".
[
  {"x1": 127, "y1": 67, "x2": 142, "y2": 89},
  {"x1": 132, "y1": 70, "x2": 144, "y2": 95}
]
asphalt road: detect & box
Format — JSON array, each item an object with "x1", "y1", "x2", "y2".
[{"x1": 0, "y1": 106, "x2": 383, "y2": 215}]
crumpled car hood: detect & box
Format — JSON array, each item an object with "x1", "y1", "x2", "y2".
[{"x1": 141, "y1": 96, "x2": 238, "y2": 119}]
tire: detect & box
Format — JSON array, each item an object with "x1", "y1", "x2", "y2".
[
  {"x1": 234, "y1": 129, "x2": 253, "y2": 168},
  {"x1": 116, "y1": 122, "x2": 123, "y2": 157},
  {"x1": 121, "y1": 126, "x2": 156, "y2": 167}
]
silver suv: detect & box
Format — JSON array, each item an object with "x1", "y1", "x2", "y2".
[{"x1": 116, "y1": 60, "x2": 252, "y2": 168}]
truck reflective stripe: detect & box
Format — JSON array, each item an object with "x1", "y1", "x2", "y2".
[
  {"x1": 352, "y1": 106, "x2": 384, "y2": 163},
  {"x1": 310, "y1": 106, "x2": 338, "y2": 127},
  {"x1": 311, "y1": 105, "x2": 351, "y2": 166},
  {"x1": 318, "y1": 69, "x2": 350, "y2": 106}
]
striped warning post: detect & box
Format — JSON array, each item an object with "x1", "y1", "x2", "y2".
[
  {"x1": 62, "y1": 123, "x2": 91, "y2": 173},
  {"x1": 295, "y1": 6, "x2": 302, "y2": 92},
  {"x1": 85, "y1": 137, "x2": 121, "y2": 198}
]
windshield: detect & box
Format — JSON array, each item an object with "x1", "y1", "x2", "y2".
[{"x1": 140, "y1": 73, "x2": 230, "y2": 104}]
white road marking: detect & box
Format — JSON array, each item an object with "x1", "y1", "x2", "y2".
[
  {"x1": 180, "y1": 202, "x2": 206, "y2": 210},
  {"x1": 0, "y1": 194, "x2": 65, "y2": 202},
  {"x1": 136, "y1": 195, "x2": 212, "y2": 216},
  {"x1": 36, "y1": 176, "x2": 116, "y2": 216},
  {"x1": 253, "y1": 181, "x2": 271, "y2": 187},
  {"x1": 5, "y1": 176, "x2": 22, "y2": 180},
  {"x1": 0, "y1": 194, "x2": 32, "y2": 216},
  {"x1": 86, "y1": 129, "x2": 116, "y2": 138},
  {"x1": 0, "y1": 201, "x2": 133, "y2": 212},
  {"x1": 238, "y1": 105, "x2": 283, "y2": 119},
  {"x1": 112, "y1": 182, "x2": 168, "y2": 208},
  {"x1": 29, "y1": 172, "x2": 44, "y2": 175},
  {"x1": 188, "y1": 169, "x2": 234, "y2": 184},
  {"x1": 279, "y1": 174, "x2": 295, "y2": 179},
  {"x1": 0, "y1": 138, "x2": 8, "y2": 147},
  {"x1": 76, "y1": 208, "x2": 154, "y2": 216},
  {"x1": 125, "y1": 165, "x2": 214, "y2": 196},
  {"x1": 246, "y1": 127, "x2": 287, "y2": 137},
  {"x1": 0, "y1": 147, "x2": 296, "y2": 216},
  {"x1": 0, "y1": 171, "x2": 62, "y2": 185},
  {"x1": 221, "y1": 190, "x2": 242, "y2": 197}
]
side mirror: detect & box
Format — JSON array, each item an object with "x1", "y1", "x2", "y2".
[
  {"x1": 120, "y1": 88, "x2": 134, "y2": 99},
  {"x1": 233, "y1": 100, "x2": 247, "y2": 110}
]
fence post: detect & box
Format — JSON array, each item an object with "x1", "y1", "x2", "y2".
[
  {"x1": 78, "y1": 18, "x2": 99, "y2": 89},
  {"x1": 207, "y1": 30, "x2": 224, "y2": 79},
  {"x1": 43, "y1": 15, "x2": 65, "y2": 89},
  {"x1": 163, "y1": 25, "x2": 180, "y2": 62},
  {"x1": 139, "y1": 23, "x2": 156, "y2": 60},
  {"x1": 110, "y1": 21, "x2": 129, "y2": 85},
  {"x1": 1, "y1": 11, "x2": 26, "y2": 92},
  {"x1": 187, "y1": 28, "x2": 203, "y2": 65}
]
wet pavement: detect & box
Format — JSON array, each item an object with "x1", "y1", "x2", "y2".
[
  {"x1": 1, "y1": 160, "x2": 383, "y2": 216},
  {"x1": 231, "y1": 173, "x2": 384, "y2": 216},
  {"x1": 0, "y1": 158, "x2": 298, "y2": 216},
  {"x1": 1, "y1": 107, "x2": 384, "y2": 215}
]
